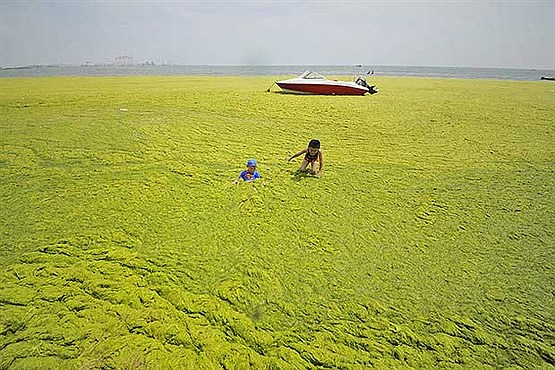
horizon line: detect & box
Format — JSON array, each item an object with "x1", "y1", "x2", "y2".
[{"x1": 2, "y1": 63, "x2": 554, "y2": 71}]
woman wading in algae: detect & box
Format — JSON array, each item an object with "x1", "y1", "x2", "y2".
[{"x1": 287, "y1": 139, "x2": 323, "y2": 177}]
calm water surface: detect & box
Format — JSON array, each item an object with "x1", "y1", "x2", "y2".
[{"x1": 1, "y1": 64, "x2": 554, "y2": 81}]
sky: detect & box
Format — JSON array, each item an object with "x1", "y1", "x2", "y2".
[{"x1": 1, "y1": 1, "x2": 554, "y2": 69}]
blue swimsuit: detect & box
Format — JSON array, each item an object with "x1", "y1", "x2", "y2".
[{"x1": 239, "y1": 170, "x2": 262, "y2": 182}]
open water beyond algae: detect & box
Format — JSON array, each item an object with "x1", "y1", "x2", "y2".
[{"x1": 0, "y1": 76, "x2": 554, "y2": 369}]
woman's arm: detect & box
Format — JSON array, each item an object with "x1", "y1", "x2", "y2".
[
  {"x1": 232, "y1": 172, "x2": 243, "y2": 184},
  {"x1": 287, "y1": 148, "x2": 307, "y2": 161}
]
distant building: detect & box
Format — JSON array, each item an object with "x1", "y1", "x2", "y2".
[{"x1": 116, "y1": 55, "x2": 132, "y2": 65}]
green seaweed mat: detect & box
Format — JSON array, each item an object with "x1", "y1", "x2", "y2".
[{"x1": 1, "y1": 76, "x2": 554, "y2": 368}]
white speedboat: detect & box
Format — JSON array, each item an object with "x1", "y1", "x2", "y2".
[{"x1": 274, "y1": 70, "x2": 377, "y2": 95}]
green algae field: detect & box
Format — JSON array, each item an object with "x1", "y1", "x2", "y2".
[{"x1": 1, "y1": 75, "x2": 554, "y2": 369}]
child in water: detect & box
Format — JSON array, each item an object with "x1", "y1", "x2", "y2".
[
  {"x1": 233, "y1": 159, "x2": 266, "y2": 185},
  {"x1": 287, "y1": 139, "x2": 323, "y2": 176}
]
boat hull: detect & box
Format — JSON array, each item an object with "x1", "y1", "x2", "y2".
[{"x1": 276, "y1": 81, "x2": 368, "y2": 95}]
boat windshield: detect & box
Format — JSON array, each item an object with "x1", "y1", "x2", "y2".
[{"x1": 299, "y1": 70, "x2": 325, "y2": 79}]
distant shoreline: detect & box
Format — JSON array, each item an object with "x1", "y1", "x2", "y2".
[
  {"x1": 1, "y1": 64, "x2": 554, "y2": 81},
  {"x1": 1, "y1": 63, "x2": 552, "y2": 70}
]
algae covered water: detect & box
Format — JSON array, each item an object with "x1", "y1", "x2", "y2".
[{"x1": 0, "y1": 76, "x2": 554, "y2": 368}]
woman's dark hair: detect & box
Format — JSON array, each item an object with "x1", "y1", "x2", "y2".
[{"x1": 308, "y1": 139, "x2": 320, "y2": 149}]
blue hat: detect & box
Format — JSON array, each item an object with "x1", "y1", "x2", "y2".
[{"x1": 247, "y1": 159, "x2": 257, "y2": 167}]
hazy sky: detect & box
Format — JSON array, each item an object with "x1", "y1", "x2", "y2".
[{"x1": 1, "y1": 1, "x2": 554, "y2": 69}]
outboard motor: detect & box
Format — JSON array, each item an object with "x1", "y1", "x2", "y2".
[
  {"x1": 356, "y1": 77, "x2": 378, "y2": 95},
  {"x1": 367, "y1": 85, "x2": 378, "y2": 95}
]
